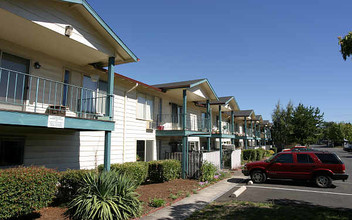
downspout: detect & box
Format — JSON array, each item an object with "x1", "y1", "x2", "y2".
[{"x1": 123, "y1": 83, "x2": 139, "y2": 163}]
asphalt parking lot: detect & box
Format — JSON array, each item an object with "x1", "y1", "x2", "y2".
[{"x1": 217, "y1": 146, "x2": 352, "y2": 209}]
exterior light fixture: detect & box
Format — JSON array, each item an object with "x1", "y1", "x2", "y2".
[
  {"x1": 65, "y1": 25, "x2": 73, "y2": 37},
  {"x1": 34, "y1": 62, "x2": 41, "y2": 69},
  {"x1": 90, "y1": 74, "x2": 100, "y2": 82}
]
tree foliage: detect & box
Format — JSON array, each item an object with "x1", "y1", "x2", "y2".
[
  {"x1": 271, "y1": 101, "x2": 324, "y2": 149},
  {"x1": 322, "y1": 122, "x2": 352, "y2": 146},
  {"x1": 338, "y1": 32, "x2": 352, "y2": 60}
]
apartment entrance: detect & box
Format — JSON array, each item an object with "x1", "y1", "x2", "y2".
[{"x1": 136, "y1": 140, "x2": 154, "y2": 161}]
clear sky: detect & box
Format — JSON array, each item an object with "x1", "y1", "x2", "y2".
[{"x1": 89, "y1": 0, "x2": 352, "y2": 122}]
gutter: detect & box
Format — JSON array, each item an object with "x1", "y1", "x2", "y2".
[{"x1": 123, "y1": 83, "x2": 139, "y2": 162}]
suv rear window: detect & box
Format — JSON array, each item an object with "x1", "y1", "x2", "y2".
[
  {"x1": 297, "y1": 154, "x2": 314, "y2": 163},
  {"x1": 315, "y1": 153, "x2": 342, "y2": 164}
]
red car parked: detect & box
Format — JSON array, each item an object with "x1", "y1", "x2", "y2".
[{"x1": 242, "y1": 150, "x2": 348, "y2": 188}]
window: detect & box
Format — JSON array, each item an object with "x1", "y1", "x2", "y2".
[
  {"x1": 0, "y1": 137, "x2": 25, "y2": 166},
  {"x1": 137, "y1": 93, "x2": 154, "y2": 120},
  {"x1": 297, "y1": 154, "x2": 314, "y2": 164},
  {"x1": 315, "y1": 153, "x2": 342, "y2": 164},
  {"x1": 274, "y1": 154, "x2": 293, "y2": 163},
  {"x1": 189, "y1": 141, "x2": 199, "y2": 151}
]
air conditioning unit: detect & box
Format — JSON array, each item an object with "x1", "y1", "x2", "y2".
[{"x1": 146, "y1": 121, "x2": 154, "y2": 132}]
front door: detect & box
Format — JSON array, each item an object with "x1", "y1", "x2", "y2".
[
  {"x1": 137, "y1": 140, "x2": 145, "y2": 161},
  {"x1": 82, "y1": 76, "x2": 97, "y2": 113},
  {"x1": 267, "y1": 153, "x2": 295, "y2": 179}
]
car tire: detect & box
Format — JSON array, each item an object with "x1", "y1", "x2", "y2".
[
  {"x1": 250, "y1": 170, "x2": 267, "y2": 183},
  {"x1": 315, "y1": 175, "x2": 332, "y2": 188}
]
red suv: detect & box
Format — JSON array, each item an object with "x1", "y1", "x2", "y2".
[{"x1": 242, "y1": 150, "x2": 348, "y2": 188}]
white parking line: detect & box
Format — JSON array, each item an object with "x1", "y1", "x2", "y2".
[{"x1": 247, "y1": 185, "x2": 352, "y2": 196}]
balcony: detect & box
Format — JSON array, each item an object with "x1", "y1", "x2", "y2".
[
  {"x1": 156, "y1": 114, "x2": 210, "y2": 132},
  {"x1": 0, "y1": 67, "x2": 114, "y2": 131}
]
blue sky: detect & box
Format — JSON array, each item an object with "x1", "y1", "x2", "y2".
[{"x1": 89, "y1": 0, "x2": 352, "y2": 122}]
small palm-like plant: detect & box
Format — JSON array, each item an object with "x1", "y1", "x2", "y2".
[{"x1": 65, "y1": 171, "x2": 141, "y2": 220}]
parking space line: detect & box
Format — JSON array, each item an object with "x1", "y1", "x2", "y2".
[{"x1": 246, "y1": 185, "x2": 352, "y2": 196}]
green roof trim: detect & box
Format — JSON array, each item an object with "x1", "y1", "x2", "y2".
[{"x1": 59, "y1": 0, "x2": 138, "y2": 62}]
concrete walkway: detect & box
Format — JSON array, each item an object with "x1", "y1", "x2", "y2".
[{"x1": 141, "y1": 172, "x2": 246, "y2": 220}]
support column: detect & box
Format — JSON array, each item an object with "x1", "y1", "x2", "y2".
[
  {"x1": 182, "y1": 89, "x2": 188, "y2": 179},
  {"x1": 244, "y1": 117, "x2": 248, "y2": 149},
  {"x1": 218, "y1": 105, "x2": 222, "y2": 169},
  {"x1": 264, "y1": 127, "x2": 267, "y2": 147},
  {"x1": 231, "y1": 111, "x2": 235, "y2": 145},
  {"x1": 104, "y1": 56, "x2": 115, "y2": 171},
  {"x1": 251, "y1": 120, "x2": 254, "y2": 147},
  {"x1": 206, "y1": 100, "x2": 211, "y2": 151},
  {"x1": 258, "y1": 123, "x2": 261, "y2": 147},
  {"x1": 254, "y1": 121, "x2": 257, "y2": 146}
]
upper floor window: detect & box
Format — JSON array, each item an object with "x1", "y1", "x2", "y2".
[{"x1": 137, "y1": 93, "x2": 153, "y2": 120}]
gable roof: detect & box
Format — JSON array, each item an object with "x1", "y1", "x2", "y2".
[
  {"x1": 152, "y1": 79, "x2": 218, "y2": 100},
  {"x1": 234, "y1": 110, "x2": 254, "y2": 117},
  {"x1": 57, "y1": 0, "x2": 138, "y2": 64},
  {"x1": 255, "y1": 115, "x2": 263, "y2": 120}
]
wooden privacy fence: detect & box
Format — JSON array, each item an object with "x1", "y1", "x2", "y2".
[{"x1": 165, "y1": 152, "x2": 202, "y2": 179}]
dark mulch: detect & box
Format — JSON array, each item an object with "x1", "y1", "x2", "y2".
[{"x1": 136, "y1": 179, "x2": 201, "y2": 215}]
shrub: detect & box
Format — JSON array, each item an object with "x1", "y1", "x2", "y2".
[
  {"x1": 148, "y1": 160, "x2": 181, "y2": 183},
  {"x1": 257, "y1": 148, "x2": 266, "y2": 161},
  {"x1": 65, "y1": 171, "x2": 141, "y2": 220},
  {"x1": 57, "y1": 169, "x2": 95, "y2": 203},
  {"x1": 0, "y1": 166, "x2": 59, "y2": 219},
  {"x1": 199, "y1": 161, "x2": 217, "y2": 182},
  {"x1": 243, "y1": 149, "x2": 258, "y2": 161},
  {"x1": 98, "y1": 161, "x2": 148, "y2": 185},
  {"x1": 149, "y1": 198, "x2": 166, "y2": 207}
]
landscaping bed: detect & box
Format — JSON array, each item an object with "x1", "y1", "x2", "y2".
[
  {"x1": 187, "y1": 201, "x2": 352, "y2": 220},
  {"x1": 30, "y1": 179, "x2": 200, "y2": 219}
]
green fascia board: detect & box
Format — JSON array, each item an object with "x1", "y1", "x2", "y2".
[
  {"x1": 59, "y1": 0, "x2": 138, "y2": 62},
  {"x1": 0, "y1": 110, "x2": 114, "y2": 131},
  {"x1": 190, "y1": 79, "x2": 219, "y2": 101},
  {"x1": 211, "y1": 134, "x2": 236, "y2": 139},
  {"x1": 156, "y1": 130, "x2": 211, "y2": 137}
]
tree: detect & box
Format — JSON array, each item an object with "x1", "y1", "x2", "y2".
[
  {"x1": 291, "y1": 104, "x2": 324, "y2": 145},
  {"x1": 271, "y1": 102, "x2": 324, "y2": 148},
  {"x1": 271, "y1": 101, "x2": 294, "y2": 150},
  {"x1": 338, "y1": 32, "x2": 352, "y2": 60}
]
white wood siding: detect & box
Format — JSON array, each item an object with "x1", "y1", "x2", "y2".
[{"x1": 0, "y1": 0, "x2": 114, "y2": 55}]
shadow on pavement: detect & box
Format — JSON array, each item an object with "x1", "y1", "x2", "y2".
[
  {"x1": 268, "y1": 198, "x2": 352, "y2": 211},
  {"x1": 166, "y1": 201, "x2": 207, "y2": 220},
  {"x1": 187, "y1": 198, "x2": 352, "y2": 220},
  {"x1": 227, "y1": 178, "x2": 247, "y2": 184}
]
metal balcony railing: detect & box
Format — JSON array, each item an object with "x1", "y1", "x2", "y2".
[
  {"x1": 156, "y1": 114, "x2": 210, "y2": 132},
  {"x1": 0, "y1": 67, "x2": 112, "y2": 120}
]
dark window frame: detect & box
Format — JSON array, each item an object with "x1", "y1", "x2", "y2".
[{"x1": 0, "y1": 136, "x2": 25, "y2": 167}]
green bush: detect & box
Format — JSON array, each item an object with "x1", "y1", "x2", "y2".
[
  {"x1": 98, "y1": 162, "x2": 148, "y2": 185},
  {"x1": 257, "y1": 148, "x2": 266, "y2": 160},
  {"x1": 57, "y1": 169, "x2": 95, "y2": 203},
  {"x1": 65, "y1": 171, "x2": 141, "y2": 220},
  {"x1": 148, "y1": 160, "x2": 181, "y2": 183},
  {"x1": 149, "y1": 198, "x2": 166, "y2": 208},
  {"x1": 199, "y1": 161, "x2": 217, "y2": 182},
  {"x1": 0, "y1": 166, "x2": 59, "y2": 219},
  {"x1": 243, "y1": 149, "x2": 258, "y2": 161}
]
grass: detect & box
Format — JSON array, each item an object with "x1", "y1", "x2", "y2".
[{"x1": 187, "y1": 200, "x2": 352, "y2": 220}]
